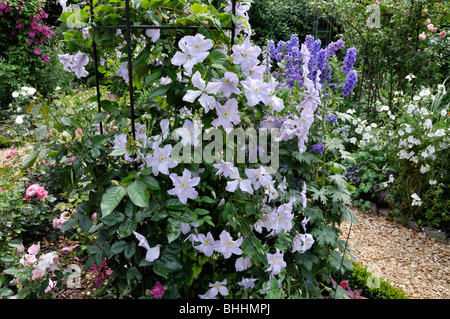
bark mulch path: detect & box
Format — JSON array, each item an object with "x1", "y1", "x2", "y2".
[{"x1": 340, "y1": 208, "x2": 450, "y2": 299}]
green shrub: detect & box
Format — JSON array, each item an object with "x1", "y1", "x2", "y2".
[
  {"x1": 0, "y1": 135, "x2": 12, "y2": 149},
  {"x1": 249, "y1": 0, "x2": 319, "y2": 46},
  {"x1": 345, "y1": 262, "x2": 410, "y2": 299}
]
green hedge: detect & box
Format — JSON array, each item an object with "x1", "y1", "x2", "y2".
[{"x1": 346, "y1": 262, "x2": 410, "y2": 299}]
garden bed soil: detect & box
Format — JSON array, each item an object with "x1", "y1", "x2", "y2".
[{"x1": 2, "y1": 147, "x2": 449, "y2": 299}]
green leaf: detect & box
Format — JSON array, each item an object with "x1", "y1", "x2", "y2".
[
  {"x1": 22, "y1": 150, "x2": 39, "y2": 169},
  {"x1": 327, "y1": 174, "x2": 348, "y2": 189},
  {"x1": 309, "y1": 186, "x2": 328, "y2": 205},
  {"x1": 147, "y1": 85, "x2": 169, "y2": 100},
  {"x1": 127, "y1": 180, "x2": 149, "y2": 208},
  {"x1": 62, "y1": 212, "x2": 80, "y2": 232},
  {"x1": 111, "y1": 241, "x2": 127, "y2": 254},
  {"x1": 190, "y1": 3, "x2": 208, "y2": 14},
  {"x1": 101, "y1": 211, "x2": 125, "y2": 226},
  {"x1": 124, "y1": 242, "x2": 137, "y2": 259},
  {"x1": 101, "y1": 186, "x2": 127, "y2": 218},
  {"x1": 138, "y1": 175, "x2": 160, "y2": 190},
  {"x1": 93, "y1": 112, "x2": 108, "y2": 123},
  {"x1": 325, "y1": 186, "x2": 352, "y2": 204},
  {"x1": 149, "y1": 0, "x2": 170, "y2": 9},
  {"x1": 35, "y1": 125, "x2": 48, "y2": 141},
  {"x1": 93, "y1": 135, "x2": 109, "y2": 146},
  {"x1": 118, "y1": 218, "x2": 138, "y2": 238},
  {"x1": 194, "y1": 208, "x2": 210, "y2": 216},
  {"x1": 133, "y1": 46, "x2": 151, "y2": 69},
  {"x1": 208, "y1": 49, "x2": 229, "y2": 66},
  {"x1": 166, "y1": 218, "x2": 181, "y2": 243},
  {"x1": 165, "y1": 198, "x2": 187, "y2": 210},
  {"x1": 109, "y1": 148, "x2": 127, "y2": 156},
  {"x1": 153, "y1": 260, "x2": 169, "y2": 278},
  {"x1": 145, "y1": 69, "x2": 162, "y2": 85},
  {"x1": 127, "y1": 266, "x2": 142, "y2": 280},
  {"x1": 294, "y1": 151, "x2": 320, "y2": 165},
  {"x1": 78, "y1": 214, "x2": 93, "y2": 232}
]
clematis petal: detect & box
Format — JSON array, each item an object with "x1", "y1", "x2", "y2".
[{"x1": 183, "y1": 90, "x2": 202, "y2": 103}]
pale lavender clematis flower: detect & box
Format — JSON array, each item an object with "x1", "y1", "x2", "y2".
[
  {"x1": 143, "y1": 144, "x2": 178, "y2": 176},
  {"x1": 231, "y1": 38, "x2": 261, "y2": 71},
  {"x1": 215, "y1": 72, "x2": 241, "y2": 98},
  {"x1": 208, "y1": 279, "x2": 228, "y2": 297},
  {"x1": 183, "y1": 71, "x2": 222, "y2": 112},
  {"x1": 133, "y1": 231, "x2": 161, "y2": 262},
  {"x1": 266, "y1": 248, "x2": 286, "y2": 276},
  {"x1": 213, "y1": 230, "x2": 243, "y2": 259},
  {"x1": 70, "y1": 51, "x2": 90, "y2": 78},
  {"x1": 168, "y1": 169, "x2": 200, "y2": 204},
  {"x1": 193, "y1": 232, "x2": 215, "y2": 257},
  {"x1": 211, "y1": 98, "x2": 241, "y2": 129}
]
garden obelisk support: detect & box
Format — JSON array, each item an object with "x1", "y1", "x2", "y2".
[
  {"x1": 91, "y1": 0, "x2": 103, "y2": 135},
  {"x1": 125, "y1": 0, "x2": 137, "y2": 143}
]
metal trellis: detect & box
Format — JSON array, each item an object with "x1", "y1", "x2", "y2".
[{"x1": 90, "y1": 0, "x2": 237, "y2": 139}]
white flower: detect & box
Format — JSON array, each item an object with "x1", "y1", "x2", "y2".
[
  {"x1": 419, "y1": 88, "x2": 431, "y2": 97},
  {"x1": 143, "y1": 144, "x2": 178, "y2": 176},
  {"x1": 15, "y1": 115, "x2": 24, "y2": 125},
  {"x1": 12, "y1": 91, "x2": 20, "y2": 98},
  {"x1": 420, "y1": 164, "x2": 430, "y2": 174},
  {"x1": 405, "y1": 74, "x2": 416, "y2": 81},
  {"x1": 226, "y1": 172, "x2": 253, "y2": 194},
  {"x1": 218, "y1": 72, "x2": 242, "y2": 97},
  {"x1": 434, "y1": 129, "x2": 446, "y2": 137},
  {"x1": 174, "y1": 119, "x2": 202, "y2": 147},
  {"x1": 21, "y1": 86, "x2": 36, "y2": 96},
  {"x1": 441, "y1": 109, "x2": 447, "y2": 117},
  {"x1": 145, "y1": 21, "x2": 160, "y2": 43},
  {"x1": 388, "y1": 174, "x2": 395, "y2": 183},
  {"x1": 213, "y1": 160, "x2": 238, "y2": 178},
  {"x1": 208, "y1": 279, "x2": 229, "y2": 297},
  {"x1": 183, "y1": 71, "x2": 221, "y2": 113},
  {"x1": 211, "y1": 98, "x2": 241, "y2": 129},
  {"x1": 168, "y1": 169, "x2": 201, "y2": 204},
  {"x1": 116, "y1": 62, "x2": 129, "y2": 83},
  {"x1": 133, "y1": 232, "x2": 160, "y2": 262},
  {"x1": 429, "y1": 180, "x2": 437, "y2": 185},
  {"x1": 379, "y1": 105, "x2": 390, "y2": 112},
  {"x1": 171, "y1": 34, "x2": 212, "y2": 74},
  {"x1": 411, "y1": 193, "x2": 422, "y2": 206}
]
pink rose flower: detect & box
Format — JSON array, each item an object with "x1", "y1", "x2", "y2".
[
  {"x1": 32, "y1": 268, "x2": 45, "y2": 280},
  {"x1": 20, "y1": 254, "x2": 37, "y2": 266},
  {"x1": 419, "y1": 32, "x2": 426, "y2": 41},
  {"x1": 52, "y1": 212, "x2": 71, "y2": 230},
  {"x1": 149, "y1": 282, "x2": 166, "y2": 298},
  {"x1": 6, "y1": 150, "x2": 16, "y2": 159},
  {"x1": 440, "y1": 31, "x2": 446, "y2": 37},
  {"x1": 37, "y1": 187, "x2": 48, "y2": 199},
  {"x1": 26, "y1": 184, "x2": 40, "y2": 197},
  {"x1": 60, "y1": 244, "x2": 78, "y2": 255},
  {"x1": 28, "y1": 242, "x2": 40, "y2": 255}
]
